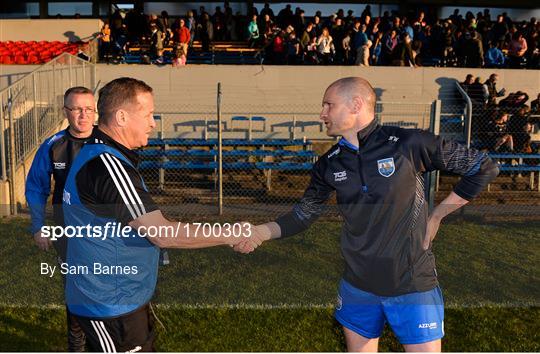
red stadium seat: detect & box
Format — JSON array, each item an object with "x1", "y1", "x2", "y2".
[
  {"x1": 27, "y1": 55, "x2": 39, "y2": 64},
  {"x1": 1, "y1": 55, "x2": 14, "y2": 64},
  {"x1": 14, "y1": 55, "x2": 27, "y2": 64}
]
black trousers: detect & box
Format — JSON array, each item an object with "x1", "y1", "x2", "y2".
[
  {"x1": 54, "y1": 237, "x2": 86, "y2": 352},
  {"x1": 72, "y1": 304, "x2": 155, "y2": 352}
]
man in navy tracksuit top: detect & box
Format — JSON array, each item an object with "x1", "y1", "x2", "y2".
[
  {"x1": 25, "y1": 86, "x2": 96, "y2": 351},
  {"x1": 61, "y1": 77, "x2": 254, "y2": 352},
  {"x1": 237, "y1": 77, "x2": 499, "y2": 351}
]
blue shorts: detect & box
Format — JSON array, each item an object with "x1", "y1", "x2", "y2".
[{"x1": 334, "y1": 279, "x2": 444, "y2": 345}]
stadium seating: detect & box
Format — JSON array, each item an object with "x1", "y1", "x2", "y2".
[
  {"x1": 0, "y1": 41, "x2": 85, "y2": 64},
  {"x1": 488, "y1": 153, "x2": 540, "y2": 191}
]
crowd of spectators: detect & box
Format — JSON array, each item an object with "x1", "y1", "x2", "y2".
[
  {"x1": 98, "y1": 3, "x2": 540, "y2": 68},
  {"x1": 461, "y1": 73, "x2": 540, "y2": 153}
]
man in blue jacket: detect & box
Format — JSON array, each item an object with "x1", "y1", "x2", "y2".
[
  {"x1": 25, "y1": 86, "x2": 96, "y2": 351},
  {"x1": 239, "y1": 77, "x2": 499, "y2": 352}
]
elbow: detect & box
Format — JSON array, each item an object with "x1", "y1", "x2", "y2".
[{"x1": 485, "y1": 159, "x2": 500, "y2": 183}]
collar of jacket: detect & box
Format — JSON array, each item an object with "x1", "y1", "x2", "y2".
[
  {"x1": 356, "y1": 118, "x2": 379, "y2": 147},
  {"x1": 337, "y1": 118, "x2": 379, "y2": 153}
]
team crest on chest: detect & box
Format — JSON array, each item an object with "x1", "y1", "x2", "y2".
[{"x1": 377, "y1": 158, "x2": 395, "y2": 177}]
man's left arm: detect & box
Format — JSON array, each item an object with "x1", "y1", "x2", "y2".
[{"x1": 411, "y1": 131, "x2": 500, "y2": 248}]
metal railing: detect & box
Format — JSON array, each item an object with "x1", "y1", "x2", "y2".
[
  {"x1": 455, "y1": 80, "x2": 473, "y2": 147},
  {"x1": 0, "y1": 53, "x2": 96, "y2": 214}
]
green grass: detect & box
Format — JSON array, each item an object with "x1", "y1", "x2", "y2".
[{"x1": 0, "y1": 217, "x2": 539, "y2": 351}]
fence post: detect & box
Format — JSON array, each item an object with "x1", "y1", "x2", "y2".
[
  {"x1": 32, "y1": 73, "x2": 39, "y2": 146},
  {"x1": 464, "y1": 101, "x2": 472, "y2": 148},
  {"x1": 427, "y1": 100, "x2": 441, "y2": 211},
  {"x1": 69, "y1": 55, "x2": 73, "y2": 87},
  {"x1": 217, "y1": 83, "x2": 223, "y2": 215},
  {"x1": 7, "y1": 88, "x2": 17, "y2": 215},
  {"x1": 82, "y1": 61, "x2": 86, "y2": 88},
  {"x1": 291, "y1": 115, "x2": 296, "y2": 140},
  {"x1": 0, "y1": 93, "x2": 7, "y2": 182}
]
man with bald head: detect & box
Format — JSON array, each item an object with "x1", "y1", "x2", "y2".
[{"x1": 242, "y1": 77, "x2": 498, "y2": 351}]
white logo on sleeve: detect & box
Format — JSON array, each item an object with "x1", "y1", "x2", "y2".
[
  {"x1": 418, "y1": 322, "x2": 438, "y2": 329},
  {"x1": 328, "y1": 147, "x2": 340, "y2": 158},
  {"x1": 54, "y1": 162, "x2": 66, "y2": 170},
  {"x1": 127, "y1": 345, "x2": 142, "y2": 353},
  {"x1": 388, "y1": 136, "x2": 399, "y2": 143},
  {"x1": 334, "y1": 171, "x2": 347, "y2": 182}
]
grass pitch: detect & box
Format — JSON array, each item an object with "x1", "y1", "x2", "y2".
[{"x1": 0, "y1": 218, "x2": 538, "y2": 351}]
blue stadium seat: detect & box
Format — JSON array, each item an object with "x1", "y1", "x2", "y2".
[{"x1": 255, "y1": 162, "x2": 313, "y2": 170}]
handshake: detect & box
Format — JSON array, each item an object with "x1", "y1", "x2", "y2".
[{"x1": 227, "y1": 222, "x2": 278, "y2": 254}]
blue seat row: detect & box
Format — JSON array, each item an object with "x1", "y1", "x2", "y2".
[
  {"x1": 138, "y1": 149, "x2": 317, "y2": 158},
  {"x1": 147, "y1": 138, "x2": 309, "y2": 147},
  {"x1": 139, "y1": 161, "x2": 314, "y2": 171}
]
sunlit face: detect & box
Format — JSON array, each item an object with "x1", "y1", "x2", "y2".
[
  {"x1": 63, "y1": 93, "x2": 95, "y2": 136},
  {"x1": 125, "y1": 92, "x2": 155, "y2": 149},
  {"x1": 320, "y1": 86, "x2": 357, "y2": 137}
]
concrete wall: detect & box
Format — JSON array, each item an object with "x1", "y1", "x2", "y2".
[
  {"x1": 0, "y1": 65, "x2": 40, "y2": 90},
  {"x1": 94, "y1": 65, "x2": 539, "y2": 140},
  {"x1": 96, "y1": 64, "x2": 540, "y2": 110},
  {"x1": 0, "y1": 19, "x2": 102, "y2": 42}
]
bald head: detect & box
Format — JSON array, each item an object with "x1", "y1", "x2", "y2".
[{"x1": 326, "y1": 77, "x2": 376, "y2": 116}]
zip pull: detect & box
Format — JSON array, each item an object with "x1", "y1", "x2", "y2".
[{"x1": 362, "y1": 185, "x2": 368, "y2": 193}]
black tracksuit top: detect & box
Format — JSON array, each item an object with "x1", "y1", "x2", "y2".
[{"x1": 276, "y1": 119, "x2": 499, "y2": 296}]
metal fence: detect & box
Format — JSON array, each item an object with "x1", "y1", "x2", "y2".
[
  {"x1": 1, "y1": 53, "x2": 95, "y2": 214},
  {"x1": 437, "y1": 82, "x2": 540, "y2": 220},
  {"x1": 139, "y1": 97, "x2": 436, "y2": 219}
]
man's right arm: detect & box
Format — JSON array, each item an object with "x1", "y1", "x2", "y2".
[
  {"x1": 129, "y1": 210, "x2": 252, "y2": 249},
  {"x1": 236, "y1": 160, "x2": 334, "y2": 252}
]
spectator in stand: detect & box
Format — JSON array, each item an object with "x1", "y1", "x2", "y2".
[
  {"x1": 186, "y1": 11, "x2": 196, "y2": 46},
  {"x1": 391, "y1": 32, "x2": 415, "y2": 66},
  {"x1": 99, "y1": 23, "x2": 111, "y2": 62},
  {"x1": 500, "y1": 91, "x2": 529, "y2": 109},
  {"x1": 277, "y1": 4, "x2": 293, "y2": 29},
  {"x1": 461, "y1": 30, "x2": 484, "y2": 67},
  {"x1": 300, "y1": 22, "x2": 314, "y2": 51},
  {"x1": 380, "y1": 29, "x2": 397, "y2": 65},
  {"x1": 316, "y1": 27, "x2": 334, "y2": 65},
  {"x1": 484, "y1": 74, "x2": 506, "y2": 106},
  {"x1": 304, "y1": 36, "x2": 320, "y2": 64},
  {"x1": 352, "y1": 22, "x2": 368, "y2": 64},
  {"x1": 371, "y1": 31, "x2": 384, "y2": 65},
  {"x1": 286, "y1": 31, "x2": 301, "y2": 64},
  {"x1": 213, "y1": 6, "x2": 225, "y2": 41},
  {"x1": 261, "y1": 14, "x2": 274, "y2": 39},
  {"x1": 331, "y1": 18, "x2": 346, "y2": 64},
  {"x1": 357, "y1": 40, "x2": 372, "y2": 66},
  {"x1": 260, "y1": 3, "x2": 275, "y2": 21},
  {"x1": 149, "y1": 22, "x2": 164, "y2": 63},
  {"x1": 490, "y1": 15, "x2": 509, "y2": 49},
  {"x1": 342, "y1": 30, "x2": 352, "y2": 64},
  {"x1": 484, "y1": 41, "x2": 505, "y2": 67},
  {"x1": 200, "y1": 13, "x2": 213, "y2": 52},
  {"x1": 507, "y1": 32, "x2": 528, "y2": 68},
  {"x1": 484, "y1": 111, "x2": 513, "y2": 152},
  {"x1": 110, "y1": 10, "x2": 123, "y2": 40},
  {"x1": 508, "y1": 106, "x2": 533, "y2": 153},
  {"x1": 172, "y1": 45, "x2": 187, "y2": 67},
  {"x1": 247, "y1": 14, "x2": 260, "y2": 48},
  {"x1": 174, "y1": 18, "x2": 191, "y2": 56},
  {"x1": 531, "y1": 93, "x2": 540, "y2": 113},
  {"x1": 272, "y1": 29, "x2": 286, "y2": 64}
]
